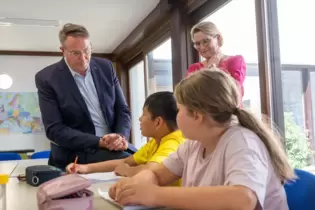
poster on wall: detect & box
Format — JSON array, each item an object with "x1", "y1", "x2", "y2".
[{"x1": 0, "y1": 92, "x2": 44, "y2": 134}]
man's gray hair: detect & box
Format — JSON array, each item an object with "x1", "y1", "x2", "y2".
[{"x1": 59, "y1": 23, "x2": 89, "y2": 45}]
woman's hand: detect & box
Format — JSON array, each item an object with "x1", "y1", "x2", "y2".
[
  {"x1": 109, "y1": 177, "x2": 159, "y2": 207},
  {"x1": 206, "y1": 52, "x2": 223, "y2": 67}
]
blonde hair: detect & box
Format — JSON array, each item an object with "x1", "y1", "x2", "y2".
[
  {"x1": 175, "y1": 68, "x2": 295, "y2": 182},
  {"x1": 190, "y1": 21, "x2": 223, "y2": 47}
]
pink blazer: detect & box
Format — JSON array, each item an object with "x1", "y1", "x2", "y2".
[{"x1": 186, "y1": 55, "x2": 246, "y2": 97}]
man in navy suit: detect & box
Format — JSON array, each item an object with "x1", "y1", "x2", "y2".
[{"x1": 35, "y1": 23, "x2": 137, "y2": 169}]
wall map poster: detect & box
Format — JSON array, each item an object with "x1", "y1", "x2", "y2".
[{"x1": 0, "y1": 92, "x2": 44, "y2": 134}]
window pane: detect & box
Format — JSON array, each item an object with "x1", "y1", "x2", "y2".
[
  {"x1": 282, "y1": 71, "x2": 305, "y2": 129},
  {"x1": 278, "y1": 0, "x2": 315, "y2": 171},
  {"x1": 201, "y1": 0, "x2": 261, "y2": 117},
  {"x1": 129, "y1": 61, "x2": 147, "y2": 149},
  {"x1": 146, "y1": 38, "x2": 173, "y2": 95},
  {"x1": 311, "y1": 71, "x2": 315, "y2": 146}
]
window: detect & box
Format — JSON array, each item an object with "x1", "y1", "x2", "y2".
[
  {"x1": 146, "y1": 38, "x2": 173, "y2": 95},
  {"x1": 282, "y1": 70, "x2": 305, "y2": 129},
  {"x1": 277, "y1": 0, "x2": 315, "y2": 171},
  {"x1": 129, "y1": 61, "x2": 147, "y2": 149},
  {"x1": 201, "y1": 0, "x2": 261, "y2": 117},
  {"x1": 310, "y1": 71, "x2": 315, "y2": 145}
]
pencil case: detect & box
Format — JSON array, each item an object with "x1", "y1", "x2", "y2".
[
  {"x1": 37, "y1": 174, "x2": 93, "y2": 210},
  {"x1": 26, "y1": 165, "x2": 63, "y2": 187}
]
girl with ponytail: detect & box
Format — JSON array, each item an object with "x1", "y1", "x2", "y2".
[{"x1": 109, "y1": 68, "x2": 294, "y2": 210}]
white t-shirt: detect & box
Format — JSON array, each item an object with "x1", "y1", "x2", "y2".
[{"x1": 163, "y1": 125, "x2": 288, "y2": 210}]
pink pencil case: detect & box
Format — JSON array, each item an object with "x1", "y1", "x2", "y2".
[{"x1": 37, "y1": 174, "x2": 94, "y2": 210}]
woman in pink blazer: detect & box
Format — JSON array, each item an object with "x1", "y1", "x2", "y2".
[{"x1": 187, "y1": 21, "x2": 246, "y2": 99}]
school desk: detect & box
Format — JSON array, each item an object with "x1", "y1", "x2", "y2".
[
  {"x1": 0, "y1": 159, "x2": 119, "y2": 210},
  {"x1": 0, "y1": 159, "x2": 170, "y2": 210}
]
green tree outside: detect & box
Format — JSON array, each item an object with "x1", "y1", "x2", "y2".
[{"x1": 284, "y1": 112, "x2": 312, "y2": 169}]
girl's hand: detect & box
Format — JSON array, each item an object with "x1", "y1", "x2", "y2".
[
  {"x1": 115, "y1": 179, "x2": 159, "y2": 207},
  {"x1": 109, "y1": 177, "x2": 132, "y2": 200}
]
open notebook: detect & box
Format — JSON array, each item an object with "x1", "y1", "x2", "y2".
[
  {"x1": 79, "y1": 172, "x2": 121, "y2": 183},
  {"x1": 98, "y1": 188, "x2": 160, "y2": 210}
]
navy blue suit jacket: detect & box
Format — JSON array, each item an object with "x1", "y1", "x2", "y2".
[{"x1": 35, "y1": 57, "x2": 137, "y2": 169}]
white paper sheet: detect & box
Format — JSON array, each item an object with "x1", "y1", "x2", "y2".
[
  {"x1": 79, "y1": 172, "x2": 121, "y2": 183},
  {"x1": 98, "y1": 188, "x2": 159, "y2": 210}
]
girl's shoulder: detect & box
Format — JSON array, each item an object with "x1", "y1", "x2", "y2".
[{"x1": 219, "y1": 125, "x2": 268, "y2": 158}]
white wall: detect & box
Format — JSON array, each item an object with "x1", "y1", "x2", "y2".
[{"x1": 0, "y1": 55, "x2": 61, "y2": 152}]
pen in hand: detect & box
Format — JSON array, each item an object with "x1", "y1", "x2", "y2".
[{"x1": 71, "y1": 156, "x2": 78, "y2": 173}]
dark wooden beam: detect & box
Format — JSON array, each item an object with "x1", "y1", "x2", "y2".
[
  {"x1": 302, "y1": 69, "x2": 314, "y2": 149},
  {"x1": 170, "y1": 0, "x2": 193, "y2": 87},
  {"x1": 115, "y1": 60, "x2": 130, "y2": 106},
  {"x1": 255, "y1": 0, "x2": 286, "y2": 138},
  {"x1": 114, "y1": 0, "x2": 211, "y2": 66},
  {"x1": 255, "y1": 0, "x2": 272, "y2": 118},
  {"x1": 0, "y1": 50, "x2": 114, "y2": 60},
  {"x1": 186, "y1": 0, "x2": 209, "y2": 14},
  {"x1": 190, "y1": 0, "x2": 231, "y2": 23},
  {"x1": 118, "y1": 20, "x2": 171, "y2": 64},
  {"x1": 264, "y1": 0, "x2": 285, "y2": 134},
  {"x1": 113, "y1": 0, "x2": 172, "y2": 58}
]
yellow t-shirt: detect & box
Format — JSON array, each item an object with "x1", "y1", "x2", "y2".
[{"x1": 133, "y1": 130, "x2": 185, "y2": 186}]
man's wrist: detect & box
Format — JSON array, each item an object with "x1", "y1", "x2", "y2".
[
  {"x1": 98, "y1": 138, "x2": 103, "y2": 148},
  {"x1": 118, "y1": 134, "x2": 129, "y2": 150}
]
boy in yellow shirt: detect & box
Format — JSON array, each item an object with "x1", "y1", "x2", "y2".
[{"x1": 66, "y1": 91, "x2": 185, "y2": 179}]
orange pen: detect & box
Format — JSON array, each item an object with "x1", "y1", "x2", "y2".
[{"x1": 71, "y1": 156, "x2": 78, "y2": 173}]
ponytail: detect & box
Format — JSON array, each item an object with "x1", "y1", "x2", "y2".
[
  {"x1": 234, "y1": 108, "x2": 295, "y2": 182},
  {"x1": 173, "y1": 68, "x2": 295, "y2": 182}
]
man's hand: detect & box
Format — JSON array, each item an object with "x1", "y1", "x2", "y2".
[{"x1": 99, "y1": 133, "x2": 128, "y2": 151}]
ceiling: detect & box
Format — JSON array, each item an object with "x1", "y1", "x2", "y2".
[{"x1": 0, "y1": 0, "x2": 159, "y2": 53}]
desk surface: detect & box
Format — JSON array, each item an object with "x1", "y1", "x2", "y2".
[
  {"x1": 0, "y1": 159, "x2": 121, "y2": 210},
  {"x1": 0, "y1": 159, "x2": 171, "y2": 210},
  {"x1": 6, "y1": 177, "x2": 118, "y2": 210},
  {"x1": 0, "y1": 161, "x2": 18, "y2": 175}
]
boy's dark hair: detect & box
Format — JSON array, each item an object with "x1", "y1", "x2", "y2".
[{"x1": 144, "y1": 91, "x2": 178, "y2": 131}]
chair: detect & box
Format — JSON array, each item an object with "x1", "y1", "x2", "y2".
[
  {"x1": 30, "y1": 150, "x2": 50, "y2": 159},
  {"x1": 0, "y1": 152, "x2": 22, "y2": 161},
  {"x1": 284, "y1": 169, "x2": 315, "y2": 210}
]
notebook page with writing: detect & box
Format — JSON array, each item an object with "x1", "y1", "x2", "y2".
[
  {"x1": 79, "y1": 172, "x2": 121, "y2": 183},
  {"x1": 98, "y1": 188, "x2": 159, "y2": 210}
]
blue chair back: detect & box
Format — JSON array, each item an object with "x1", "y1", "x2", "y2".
[
  {"x1": 31, "y1": 150, "x2": 50, "y2": 159},
  {"x1": 0, "y1": 153, "x2": 22, "y2": 161},
  {"x1": 284, "y1": 169, "x2": 315, "y2": 210}
]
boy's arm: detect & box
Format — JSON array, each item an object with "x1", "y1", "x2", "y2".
[
  {"x1": 86, "y1": 156, "x2": 136, "y2": 173},
  {"x1": 116, "y1": 139, "x2": 184, "y2": 177},
  {"x1": 121, "y1": 145, "x2": 184, "y2": 185},
  {"x1": 115, "y1": 162, "x2": 158, "y2": 177}
]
